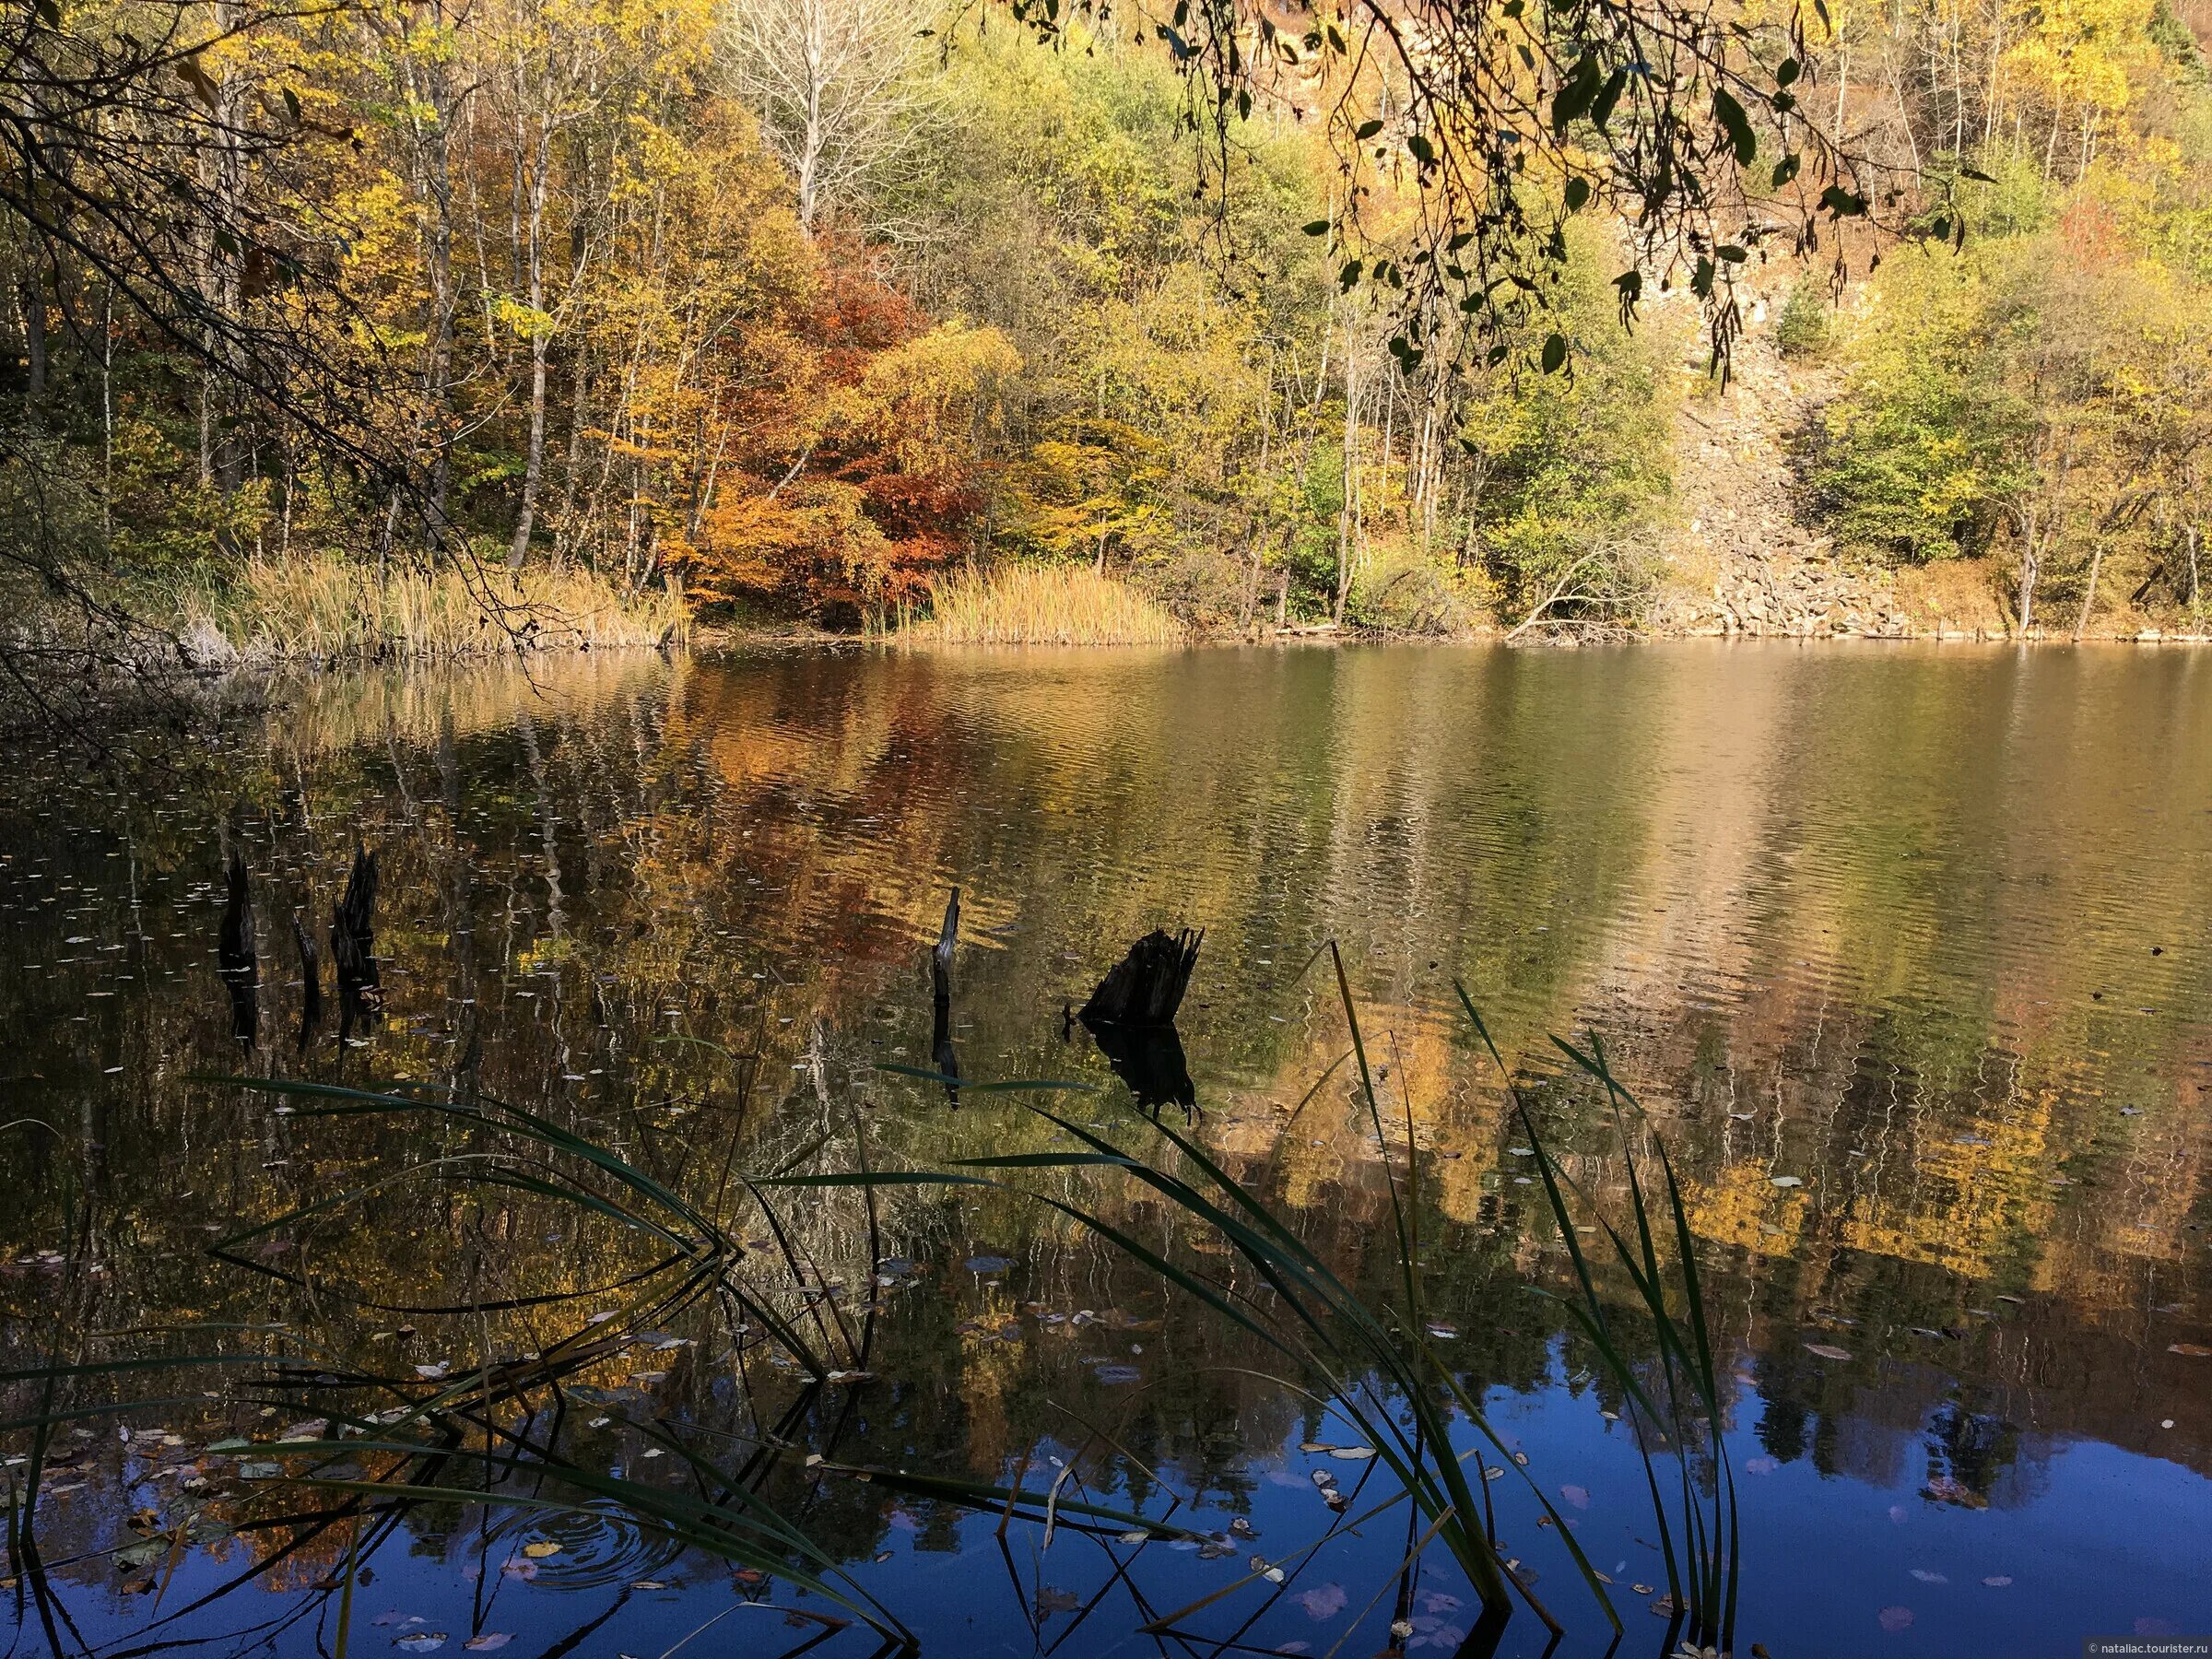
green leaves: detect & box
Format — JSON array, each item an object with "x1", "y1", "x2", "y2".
[
  {"x1": 1592, "y1": 66, "x2": 1630, "y2": 132},
  {"x1": 1300, "y1": 218, "x2": 1331, "y2": 236},
  {"x1": 1354, "y1": 117, "x2": 1382, "y2": 140},
  {"x1": 1771, "y1": 152, "x2": 1802, "y2": 187},
  {"x1": 1820, "y1": 183, "x2": 1869, "y2": 217},
  {"x1": 1338, "y1": 257, "x2": 1362, "y2": 291},
  {"x1": 1614, "y1": 267, "x2": 1644, "y2": 327},
  {"x1": 1564, "y1": 176, "x2": 1591, "y2": 213},
  {"x1": 1551, "y1": 53, "x2": 1605, "y2": 135},
  {"x1": 1541, "y1": 332, "x2": 1568, "y2": 373},
  {"x1": 1406, "y1": 132, "x2": 1435, "y2": 166},
  {"x1": 1712, "y1": 87, "x2": 1756, "y2": 166}
]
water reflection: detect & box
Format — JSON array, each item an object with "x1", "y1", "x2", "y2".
[{"x1": 2, "y1": 642, "x2": 2211, "y2": 1658}]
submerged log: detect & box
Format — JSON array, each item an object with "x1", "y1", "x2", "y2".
[
  {"x1": 218, "y1": 852, "x2": 257, "y2": 1046},
  {"x1": 331, "y1": 842, "x2": 382, "y2": 1037},
  {"x1": 1079, "y1": 927, "x2": 1202, "y2": 1027},
  {"x1": 218, "y1": 853, "x2": 256, "y2": 979},
  {"x1": 291, "y1": 912, "x2": 323, "y2": 1049},
  {"x1": 930, "y1": 887, "x2": 960, "y2": 1104},
  {"x1": 931, "y1": 979, "x2": 960, "y2": 1106}
]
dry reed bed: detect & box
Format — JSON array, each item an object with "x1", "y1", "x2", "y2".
[
  {"x1": 899, "y1": 565, "x2": 1183, "y2": 646},
  {"x1": 177, "y1": 555, "x2": 688, "y2": 663}
]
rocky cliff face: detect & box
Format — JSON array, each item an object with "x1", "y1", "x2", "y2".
[
  {"x1": 1645, "y1": 283, "x2": 1947, "y2": 640},
  {"x1": 1637, "y1": 279, "x2": 2212, "y2": 643}
]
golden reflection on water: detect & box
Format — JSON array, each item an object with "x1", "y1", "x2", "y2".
[{"x1": 4, "y1": 641, "x2": 2211, "y2": 1516}]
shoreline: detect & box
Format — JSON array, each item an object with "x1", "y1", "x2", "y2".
[{"x1": 727, "y1": 623, "x2": 2212, "y2": 651}]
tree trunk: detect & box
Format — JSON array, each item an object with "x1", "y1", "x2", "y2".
[
  {"x1": 796, "y1": 0, "x2": 827, "y2": 232},
  {"x1": 1833, "y1": 44, "x2": 1850, "y2": 151},
  {"x1": 507, "y1": 137, "x2": 552, "y2": 572},
  {"x1": 420, "y1": 37, "x2": 459, "y2": 537},
  {"x1": 100, "y1": 280, "x2": 112, "y2": 537},
  {"x1": 2073, "y1": 539, "x2": 2105, "y2": 641},
  {"x1": 1335, "y1": 347, "x2": 1358, "y2": 623},
  {"x1": 19, "y1": 274, "x2": 44, "y2": 426}
]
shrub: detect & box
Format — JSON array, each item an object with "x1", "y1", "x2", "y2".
[{"x1": 1775, "y1": 276, "x2": 1833, "y2": 359}]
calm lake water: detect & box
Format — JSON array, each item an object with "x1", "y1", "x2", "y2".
[{"x1": 4, "y1": 641, "x2": 2210, "y2": 1659}]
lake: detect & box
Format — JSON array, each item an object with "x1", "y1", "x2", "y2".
[{"x1": 3, "y1": 641, "x2": 2209, "y2": 1659}]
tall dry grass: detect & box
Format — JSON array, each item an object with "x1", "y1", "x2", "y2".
[
  {"x1": 177, "y1": 553, "x2": 689, "y2": 664},
  {"x1": 899, "y1": 564, "x2": 1183, "y2": 646}
]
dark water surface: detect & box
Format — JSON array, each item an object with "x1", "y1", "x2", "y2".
[{"x1": 4, "y1": 641, "x2": 2211, "y2": 1659}]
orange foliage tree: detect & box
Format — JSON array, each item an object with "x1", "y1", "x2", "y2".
[{"x1": 666, "y1": 236, "x2": 1019, "y2": 623}]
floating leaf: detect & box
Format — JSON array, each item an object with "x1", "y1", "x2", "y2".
[
  {"x1": 1298, "y1": 1583, "x2": 1347, "y2": 1620},
  {"x1": 520, "y1": 1540, "x2": 561, "y2": 1559},
  {"x1": 1805, "y1": 1343, "x2": 1853, "y2": 1360},
  {"x1": 463, "y1": 1638, "x2": 513, "y2": 1652}
]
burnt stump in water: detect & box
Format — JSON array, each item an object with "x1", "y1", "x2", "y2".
[{"x1": 1079, "y1": 928, "x2": 1202, "y2": 1028}]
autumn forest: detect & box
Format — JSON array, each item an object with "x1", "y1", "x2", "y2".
[
  {"x1": 1, "y1": 0, "x2": 2209, "y2": 677},
  {"x1": 6, "y1": 6, "x2": 2212, "y2": 1656}
]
